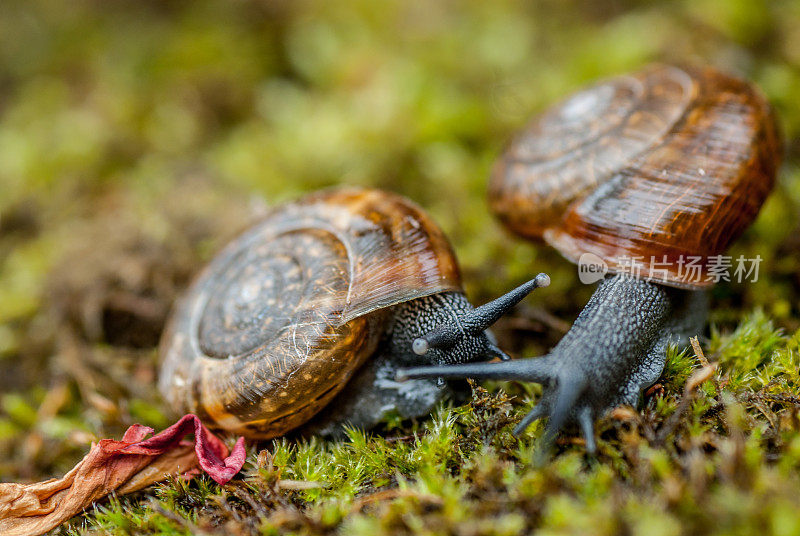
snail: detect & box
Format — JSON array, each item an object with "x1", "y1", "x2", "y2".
[
  {"x1": 397, "y1": 64, "x2": 782, "y2": 452},
  {"x1": 158, "y1": 188, "x2": 549, "y2": 438}
]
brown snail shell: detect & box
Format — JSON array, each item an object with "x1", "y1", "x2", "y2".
[
  {"x1": 489, "y1": 64, "x2": 782, "y2": 288},
  {"x1": 158, "y1": 188, "x2": 461, "y2": 438}
]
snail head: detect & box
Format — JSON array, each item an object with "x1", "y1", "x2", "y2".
[{"x1": 410, "y1": 273, "x2": 550, "y2": 363}]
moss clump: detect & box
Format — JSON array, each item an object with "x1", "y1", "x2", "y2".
[{"x1": 77, "y1": 315, "x2": 800, "y2": 535}]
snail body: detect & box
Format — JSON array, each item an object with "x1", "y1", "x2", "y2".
[
  {"x1": 159, "y1": 188, "x2": 547, "y2": 438},
  {"x1": 399, "y1": 64, "x2": 782, "y2": 451}
]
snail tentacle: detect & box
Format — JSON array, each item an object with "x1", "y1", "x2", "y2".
[
  {"x1": 512, "y1": 402, "x2": 547, "y2": 436},
  {"x1": 412, "y1": 274, "x2": 550, "y2": 356},
  {"x1": 577, "y1": 406, "x2": 596, "y2": 454},
  {"x1": 397, "y1": 354, "x2": 557, "y2": 383},
  {"x1": 540, "y1": 375, "x2": 586, "y2": 451}
]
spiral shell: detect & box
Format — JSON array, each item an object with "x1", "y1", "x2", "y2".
[
  {"x1": 159, "y1": 188, "x2": 461, "y2": 438},
  {"x1": 489, "y1": 64, "x2": 781, "y2": 288}
]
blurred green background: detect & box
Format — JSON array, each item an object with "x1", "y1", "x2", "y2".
[
  {"x1": 0, "y1": 0, "x2": 799, "y2": 494},
  {"x1": 2, "y1": 0, "x2": 799, "y2": 313}
]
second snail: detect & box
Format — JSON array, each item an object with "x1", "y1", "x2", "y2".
[
  {"x1": 159, "y1": 63, "x2": 781, "y2": 452},
  {"x1": 400, "y1": 64, "x2": 782, "y2": 451}
]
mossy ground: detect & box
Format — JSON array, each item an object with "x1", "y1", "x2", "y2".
[{"x1": 1, "y1": 1, "x2": 799, "y2": 534}]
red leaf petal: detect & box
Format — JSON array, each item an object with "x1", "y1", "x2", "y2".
[{"x1": 0, "y1": 414, "x2": 246, "y2": 536}]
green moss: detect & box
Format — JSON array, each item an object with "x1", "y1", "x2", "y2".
[{"x1": 70, "y1": 320, "x2": 800, "y2": 534}]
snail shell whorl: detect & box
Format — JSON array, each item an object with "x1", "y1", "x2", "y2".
[
  {"x1": 490, "y1": 64, "x2": 782, "y2": 289},
  {"x1": 159, "y1": 188, "x2": 461, "y2": 438}
]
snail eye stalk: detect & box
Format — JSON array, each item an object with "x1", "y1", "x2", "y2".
[{"x1": 412, "y1": 273, "x2": 550, "y2": 355}]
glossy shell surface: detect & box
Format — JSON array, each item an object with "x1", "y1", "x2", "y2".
[
  {"x1": 159, "y1": 188, "x2": 461, "y2": 438},
  {"x1": 489, "y1": 64, "x2": 782, "y2": 288}
]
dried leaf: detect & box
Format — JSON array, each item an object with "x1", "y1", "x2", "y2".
[{"x1": 0, "y1": 414, "x2": 246, "y2": 536}]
